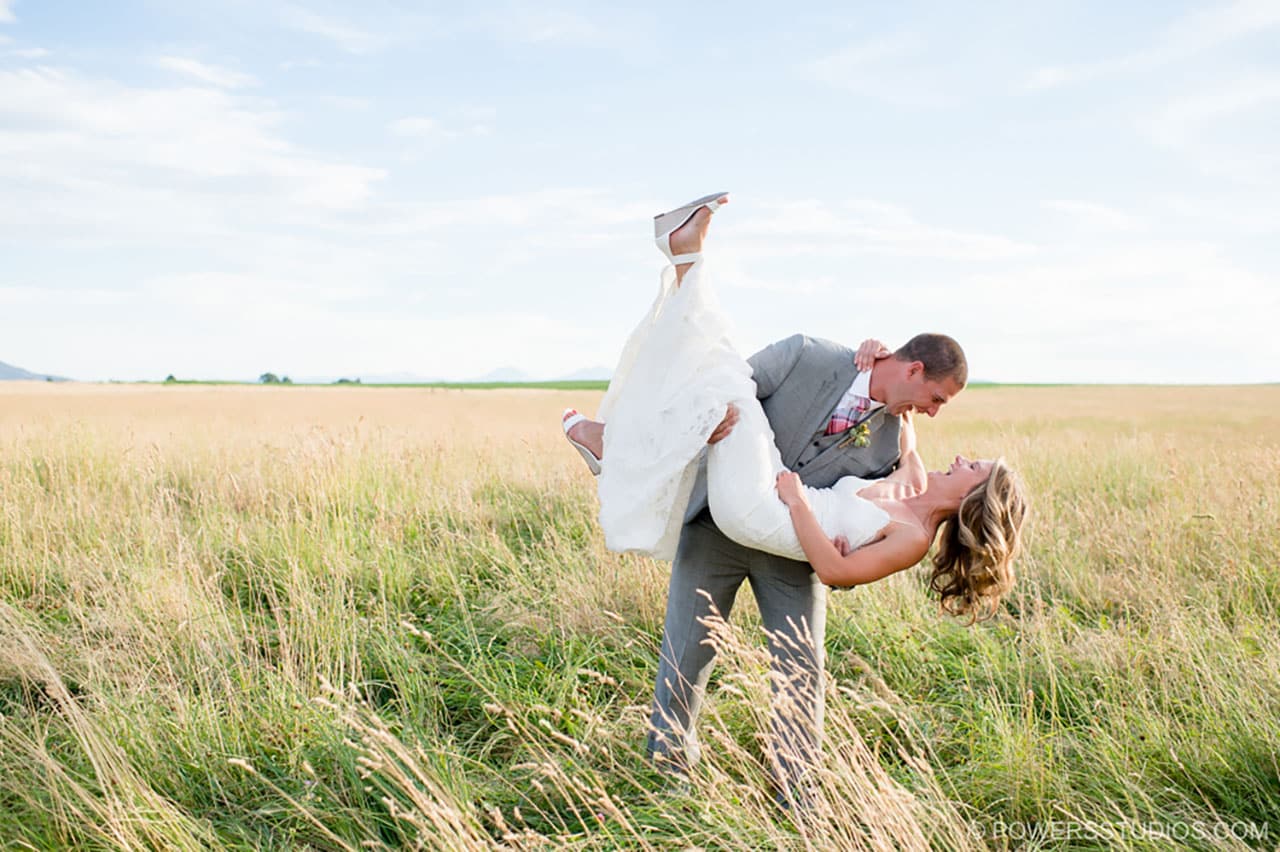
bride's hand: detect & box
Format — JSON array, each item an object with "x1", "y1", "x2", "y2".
[
  {"x1": 854, "y1": 338, "x2": 893, "y2": 372},
  {"x1": 775, "y1": 471, "x2": 810, "y2": 509}
]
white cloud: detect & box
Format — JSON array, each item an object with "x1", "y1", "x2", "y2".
[
  {"x1": 388, "y1": 109, "x2": 495, "y2": 142},
  {"x1": 779, "y1": 237, "x2": 1279, "y2": 384},
  {"x1": 459, "y1": 106, "x2": 497, "y2": 134},
  {"x1": 0, "y1": 286, "x2": 128, "y2": 306},
  {"x1": 313, "y1": 94, "x2": 369, "y2": 110},
  {"x1": 154, "y1": 56, "x2": 257, "y2": 89},
  {"x1": 12, "y1": 279, "x2": 613, "y2": 382},
  {"x1": 469, "y1": 7, "x2": 604, "y2": 44},
  {"x1": 802, "y1": 34, "x2": 956, "y2": 106},
  {"x1": 723, "y1": 200, "x2": 1035, "y2": 262},
  {"x1": 277, "y1": 4, "x2": 638, "y2": 55},
  {"x1": 711, "y1": 264, "x2": 837, "y2": 298},
  {"x1": 810, "y1": 33, "x2": 923, "y2": 72},
  {"x1": 1158, "y1": 193, "x2": 1280, "y2": 234},
  {"x1": 1041, "y1": 200, "x2": 1144, "y2": 231},
  {"x1": 348, "y1": 188, "x2": 651, "y2": 235},
  {"x1": 281, "y1": 6, "x2": 385, "y2": 54},
  {"x1": 458, "y1": 4, "x2": 656, "y2": 56},
  {"x1": 1023, "y1": 66, "x2": 1072, "y2": 90},
  {"x1": 1145, "y1": 75, "x2": 1280, "y2": 146},
  {"x1": 1154, "y1": 0, "x2": 1280, "y2": 61},
  {"x1": 1026, "y1": 0, "x2": 1280, "y2": 90},
  {"x1": 141, "y1": 272, "x2": 368, "y2": 311},
  {"x1": 3, "y1": 5, "x2": 1275, "y2": 385},
  {"x1": 989, "y1": 241, "x2": 1269, "y2": 305},
  {"x1": 954, "y1": 239, "x2": 1274, "y2": 350},
  {"x1": 0, "y1": 65, "x2": 384, "y2": 217},
  {"x1": 0, "y1": 0, "x2": 14, "y2": 24},
  {"x1": 388, "y1": 116, "x2": 442, "y2": 138},
  {"x1": 1139, "y1": 75, "x2": 1280, "y2": 185}
]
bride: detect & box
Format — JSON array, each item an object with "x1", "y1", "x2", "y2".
[{"x1": 562, "y1": 193, "x2": 1027, "y2": 623}]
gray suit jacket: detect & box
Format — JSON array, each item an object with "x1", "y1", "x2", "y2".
[{"x1": 683, "y1": 334, "x2": 902, "y2": 523}]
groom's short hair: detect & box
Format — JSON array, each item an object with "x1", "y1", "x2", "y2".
[{"x1": 894, "y1": 334, "x2": 968, "y2": 387}]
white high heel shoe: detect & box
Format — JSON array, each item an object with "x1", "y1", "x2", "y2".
[
  {"x1": 562, "y1": 408, "x2": 601, "y2": 476},
  {"x1": 654, "y1": 192, "x2": 728, "y2": 265}
]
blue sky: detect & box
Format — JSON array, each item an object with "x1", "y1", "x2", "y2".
[{"x1": 1, "y1": 0, "x2": 1277, "y2": 383}]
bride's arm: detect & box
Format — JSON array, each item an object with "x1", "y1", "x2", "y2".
[
  {"x1": 855, "y1": 414, "x2": 927, "y2": 501},
  {"x1": 891, "y1": 412, "x2": 927, "y2": 493},
  {"x1": 776, "y1": 472, "x2": 930, "y2": 587}
]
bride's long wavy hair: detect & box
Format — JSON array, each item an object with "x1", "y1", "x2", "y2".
[{"x1": 928, "y1": 458, "x2": 1028, "y2": 624}]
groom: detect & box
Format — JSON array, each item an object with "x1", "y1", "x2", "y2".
[{"x1": 646, "y1": 330, "x2": 969, "y2": 796}]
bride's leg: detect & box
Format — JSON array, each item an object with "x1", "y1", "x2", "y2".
[
  {"x1": 706, "y1": 396, "x2": 808, "y2": 561},
  {"x1": 667, "y1": 202, "x2": 723, "y2": 287}
]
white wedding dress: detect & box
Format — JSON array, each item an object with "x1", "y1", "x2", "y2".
[{"x1": 595, "y1": 258, "x2": 890, "y2": 562}]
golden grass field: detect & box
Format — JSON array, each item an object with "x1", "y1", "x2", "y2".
[{"x1": 1, "y1": 382, "x2": 1278, "y2": 850}]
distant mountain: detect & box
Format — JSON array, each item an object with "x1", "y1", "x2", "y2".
[
  {"x1": 359, "y1": 372, "x2": 445, "y2": 384},
  {"x1": 0, "y1": 360, "x2": 69, "y2": 381},
  {"x1": 471, "y1": 367, "x2": 533, "y2": 383},
  {"x1": 555, "y1": 366, "x2": 612, "y2": 382}
]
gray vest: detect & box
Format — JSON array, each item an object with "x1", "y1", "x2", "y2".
[{"x1": 684, "y1": 334, "x2": 901, "y2": 521}]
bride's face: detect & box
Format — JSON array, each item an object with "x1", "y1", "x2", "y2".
[{"x1": 928, "y1": 456, "x2": 993, "y2": 506}]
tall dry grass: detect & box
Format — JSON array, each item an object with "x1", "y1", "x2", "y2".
[{"x1": 1, "y1": 383, "x2": 1277, "y2": 850}]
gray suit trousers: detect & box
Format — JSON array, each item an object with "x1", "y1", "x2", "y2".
[
  {"x1": 645, "y1": 333, "x2": 899, "y2": 790},
  {"x1": 646, "y1": 509, "x2": 828, "y2": 788}
]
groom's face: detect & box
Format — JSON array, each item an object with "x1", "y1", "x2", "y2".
[{"x1": 889, "y1": 363, "x2": 963, "y2": 417}]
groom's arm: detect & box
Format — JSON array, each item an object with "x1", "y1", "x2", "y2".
[{"x1": 746, "y1": 333, "x2": 807, "y2": 400}]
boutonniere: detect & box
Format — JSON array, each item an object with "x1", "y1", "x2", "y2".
[{"x1": 838, "y1": 421, "x2": 871, "y2": 449}]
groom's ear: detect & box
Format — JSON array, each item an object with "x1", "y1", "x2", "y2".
[{"x1": 905, "y1": 360, "x2": 925, "y2": 380}]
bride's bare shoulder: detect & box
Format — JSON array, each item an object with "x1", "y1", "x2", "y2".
[{"x1": 876, "y1": 501, "x2": 930, "y2": 546}]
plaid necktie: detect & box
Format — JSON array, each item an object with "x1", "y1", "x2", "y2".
[{"x1": 826, "y1": 394, "x2": 872, "y2": 435}]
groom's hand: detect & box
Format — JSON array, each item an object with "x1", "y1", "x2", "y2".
[
  {"x1": 707, "y1": 403, "x2": 739, "y2": 444},
  {"x1": 832, "y1": 535, "x2": 853, "y2": 557}
]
